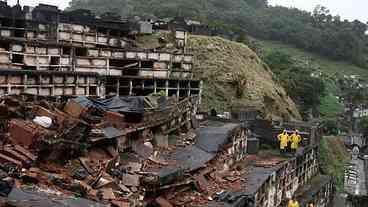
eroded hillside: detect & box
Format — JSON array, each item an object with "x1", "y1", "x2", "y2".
[{"x1": 188, "y1": 35, "x2": 301, "y2": 120}]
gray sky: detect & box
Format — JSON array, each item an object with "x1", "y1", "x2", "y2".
[
  {"x1": 7, "y1": 0, "x2": 70, "y2": 9},
  {"x1": 6, "y1": 0, "x2": 368, "y2": 23},
  {"x1": 269, "y1": 0, "x2": 368, "y2": 22}
]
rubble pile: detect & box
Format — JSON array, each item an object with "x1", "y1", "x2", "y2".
[
  {"x1": 160, "y1": 150, "x2": 286, "y2": 206},
  {"x1": 0, "y1": 94, "x2": 335, "y2": 207},
  {"x1": 133, "y1": 120, "x2": 247, "y2": 206},
  {"x1": 0, "y1": 94, "x2": 198, "y2": 207}
]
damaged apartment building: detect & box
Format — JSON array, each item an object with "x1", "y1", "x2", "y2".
[
  {"x1": 0, "y1": 1, "x2": 201, "y2": 98},
  {"x1": 0, "y1": 2, "x2": 335, "y2": 207}
]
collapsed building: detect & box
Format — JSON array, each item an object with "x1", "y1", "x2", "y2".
[
  {"x1": 0, "y1": 2, "x2": 336, "y2": 207},
  {"x1": 0, "y1": 94, "x2": 334, "y2": 207},
  {"x1": 0, "y1": 93, "x2": 199, "y2": 206}
]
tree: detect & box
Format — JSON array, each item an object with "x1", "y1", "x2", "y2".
[
  {"x1": 68, "y1": 0, "x2": 368, "y2": 68},
  {"x1": 244, "y1": 0, "x2": 268, "y2": 8},
  {"x1": 263, "y1": 50, "x2": 325, "y2": 119}
]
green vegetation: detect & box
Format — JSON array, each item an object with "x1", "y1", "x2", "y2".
[
  {"x1": 258, "y1": 40, "x2": 368, "y2": 79},
  {"x1": 319, "y1": 136, "x2": 349, "y2": 192},
  {"x1": 67, "y1": 0, "x2": 368, "y2": 121},
  {"x1": 68, "y1": 0, "x2": 368, "y2": 68},
  {"x1": 257, "y1": 39, "x2": 368, "y2": 121},
  {"x1": 261, "y1": 49, "x2": 325, "y2": 119},
  {"x1": 318, "y1": 79, "x2": 344, "y2": 119},
  {"x1": 319, "y1": 94, "x2": 343, "y2": 118}
]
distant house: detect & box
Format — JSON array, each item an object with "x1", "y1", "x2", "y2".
[
  {"x1": 152, "y1": 16, "x2": 218, "y2": 36},
  {"x1": 353, "y1": 107, "x2": 368, "y2": 118}
]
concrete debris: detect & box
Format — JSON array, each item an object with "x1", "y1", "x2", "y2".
[
  {"x1": 0, "y1": 145, "x2": 35, "y2": 168},
  {"x1": 156, "y1": 196, "x2": 174, "y2": 207},
  {"x1": 0, "y1": 1, "x2": 206, "y2": 205},
  {"x1": 122, "y1": 174, "x2": 141, "y2": 187},
  {"x1": 132, "y1": 142, "x2": 153, "y2": 159},
  {"x1": 64, "y1": 99, "x2": 87, "y2": 118},
  {"x1": 0, "y1": 95, "x2": 330, "y2": 207},
  {"x1": 99, "y1": 188, "x2": 116, "y2": 200},
  {"x1": 8, "y1": 120, "x2": 41, "y2": 148},
  {"x1": 194, "y1": 175, "x2": 209, "y2": 193},
  {"x1": 126, "y1": 162, "x2": 142, "y2": 173},
  {"x1": 246, "y1": 138, "x2": 260, "y2": 155},
  {"x1": 0, "y1": 94, "x2": 199, "y2": 206},
  {"x1": 111, "y1": 200, "x2": 130, "y2": 207}
]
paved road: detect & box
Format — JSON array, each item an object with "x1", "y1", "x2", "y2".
[{"x1": 345, "y1": 156, "x2": 367, "y2": 196}]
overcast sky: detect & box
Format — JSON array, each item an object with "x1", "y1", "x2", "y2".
[
  {"x1": 269, "y1": 0, "x2": 367, "y2": 22},
  {"x1": 7, "y1": 0, "x2": 70, "y2": 9},
  {"x1": 6, "y1": 0, "x2": 368, "y2": 23}
]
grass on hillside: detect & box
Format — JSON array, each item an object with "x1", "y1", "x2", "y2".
[
  {"x1": 319, "y1": 94, "x2": 344, "y2": 118},
  {"x1": 188, "y1": 35, "x2": 302, "y2": 120},
  {"x1": 258, "y1": 40, "x2": 368, "y2": 79},
  {"x1": 319, "y1": 136, "x2": 349, "y2": 192},
  {"x1": 257, "y1": 39, "x2": 354, "y2": 119},
  {"x1": 319, "y1": 78, "x2": 344, "y2": 118}
]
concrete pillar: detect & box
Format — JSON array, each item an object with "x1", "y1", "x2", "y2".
[
  {"x1": 165, "y1": 80, "x2": 169, "y2": 97},
  {"x1": 199, "y1": 80, "x2": 203, "y2": 105},
  {"x1": 154, "y1": 128, "x2": 168, "y2": 148}
]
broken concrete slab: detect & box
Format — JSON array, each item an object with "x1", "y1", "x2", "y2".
[
  {"x1": 104, "y1": 111, "x2": 127, "y2": 129},
  {"x1": 12, "y1": 145, "x2": 37, "y2": 162},
  {"x1": 154, "y1": 133, "x2": 169, "y2": 148},
  {"x1": 8, "y1": 120, "x2": 40, "y2": 148},
  {"x1": 122, "y1": 174, "x2": 140, "y2": 187},
  {"x1": 126, "y1": 162, "x2": 142, "y2": 173},
  {"x1": 111, "y1": 200, "x2": 130, "y2": 207},
  {"x1": 64, "y1": 99, "x2": 87, "y2": 118},
  {"x1": 132, "y1": 142, "x2": 153, "y2": 159},
  {"x1": 0, "y1": 178, "x2": 14, "y2": 197},
  {"x1": 194, "y1": 174, "x2": 209, "y2": 193},
  {"x1": 89, "y1": 127, "x2": 125, "y2": 142},
  {"x1": 78, "y1": 158, "x2": 96, "y2": 175},
  {"x1": 155, "y1": 197, "x2": 174, "y2": 207},
  {"x1": 0, "y1": 94, "x2": 203, "y2": 205},
  {"x1": 99, "y1": 188, "x2": 116, "y2": 200},
  {"x1": 1, "y1": 147, "x2": 32, "y2": 167},
  {"x1": 7, "y1": 187, "x2": 107, "y2": 207},
  {"x1": 0, "y1": 152, "x2": 23, "y2": 167}
]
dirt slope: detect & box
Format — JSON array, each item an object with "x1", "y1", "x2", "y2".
[{"x1": 188, "y1": 35, "x2": 301, "y2": 120}]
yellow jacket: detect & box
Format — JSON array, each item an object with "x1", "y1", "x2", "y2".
[
  {"x1": 290, "y1": 133, "x2": 302, "y2": 149},
  {"x1": 278, "y1": 132, "x2": 289, "y2": 149},
  {"x1": 288, "y1": 200, "x2": 300, "y2": 207}
]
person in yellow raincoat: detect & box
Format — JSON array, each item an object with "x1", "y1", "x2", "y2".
[
  {"x1": 288, "y1": 199, "x2": 294, "y2": 207},
  {"x1": 288, "y1": 198, "x2": 300, "y2": 207},
  {"x1": 277, "y1": 130, "x2": 289, "y2": 154},
  {"x1": 290, "y1": 130, "x2": 302, "y2": 154}
]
